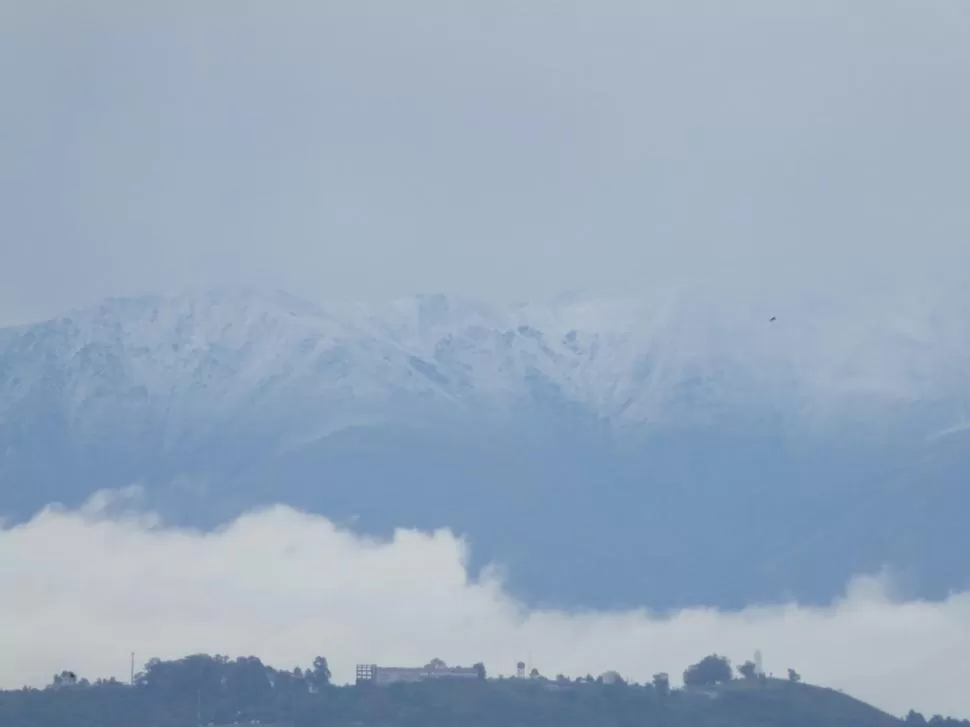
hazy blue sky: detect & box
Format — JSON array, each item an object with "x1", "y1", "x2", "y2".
[{"x1": 2, "y1": 1, "x2": 969, "y2": 323}]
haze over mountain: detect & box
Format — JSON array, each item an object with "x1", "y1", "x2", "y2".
[
  {"x1": 4, "y1": 2, "x2": 970, "y2": 720},
  {"x1": 3, "y1": 286, "x2": 969, "y2": 610}
]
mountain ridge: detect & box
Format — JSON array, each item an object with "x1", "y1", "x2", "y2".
[
  {"x1": 3, "y1": 287, "x2": 970, "y2": 610},
  {"x1": 5, "y1": 286, "x2": 968, "y2": 429}
]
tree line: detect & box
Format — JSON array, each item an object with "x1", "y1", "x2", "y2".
[{"x1": 0, "y1": 651, "x2": 965, "y2": 727}]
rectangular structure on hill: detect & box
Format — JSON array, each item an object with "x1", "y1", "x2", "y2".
[{"x1": 356, "y1": 659, "x2": 481, "y2": 685}]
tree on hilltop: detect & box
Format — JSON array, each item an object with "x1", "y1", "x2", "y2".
[{"x1": 683, "y1": 655, "x2": 733, "y2": 687}]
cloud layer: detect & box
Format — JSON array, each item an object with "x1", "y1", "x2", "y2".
[{"x1": 2, "y1": 490, "x2": 968, "y2": 717}]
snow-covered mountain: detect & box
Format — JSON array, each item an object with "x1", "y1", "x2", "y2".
[
  {"x1": 4, "y1": 286, "x2": 967, "y2": 430},
  {"x1": 3, "y1": 287, "x2": 970, "y2": 610}
]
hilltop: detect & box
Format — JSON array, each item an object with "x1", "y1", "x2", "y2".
[{"x1": 0, "y1": 652, "x2": 955, "y2": 727}]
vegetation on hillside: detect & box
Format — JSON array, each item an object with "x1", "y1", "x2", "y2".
[{"x1": 0, "y1": 652, "x2": 965, "y2": 727}]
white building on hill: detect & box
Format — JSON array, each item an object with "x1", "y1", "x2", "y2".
[{"x1": 356, "y1": 658, "x2": 483, "y2": 686}]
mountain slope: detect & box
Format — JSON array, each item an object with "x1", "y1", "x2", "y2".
[{"x1": 2, "y1": 288, "x2": 970, "y2": 609}]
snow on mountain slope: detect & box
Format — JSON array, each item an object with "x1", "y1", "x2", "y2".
[
  {"x1": 2, "y1": 286, "x2": 969, "y2": 444},
  {"x1": 4, "y1": 287, "x2": 970, "y2": 610}
]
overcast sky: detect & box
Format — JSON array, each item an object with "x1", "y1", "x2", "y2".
[
  {"x1": 1, "y1": 1, "x2": 969, "y2": 324},
  {"x1": 3, "y1": 493, "x2": 970, "y2": 717}
]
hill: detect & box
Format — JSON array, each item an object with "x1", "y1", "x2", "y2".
[
  {"x1": 0, "y1": 653, "x2": 952, "y2": 727},
  {"x1": 3, "y1": 288, "x2": 970, "y2": 610}
]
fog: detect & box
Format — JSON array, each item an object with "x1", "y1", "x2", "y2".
[
  {"x1": 3, "y1": 490, "x2": 968, "y2": 717},
  {"x1": 2, "y1": 1, "x2": 969, "y2": 323}
]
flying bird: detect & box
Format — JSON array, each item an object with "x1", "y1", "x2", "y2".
[{"x1": 769, "y1": 316, "x2": 777, "y2": 322}]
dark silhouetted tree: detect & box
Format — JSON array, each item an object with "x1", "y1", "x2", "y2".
[
  {"x1": 226, "y1": 656, "x2": 272, "y2": 705},
  {"x1": 683, "y1": 655, "x2": 733, "y2": 687},
  {"x1": 787, "y1": 668, "x2": 801, "y2": 683},
  {"x1": 652, "y1": 672, "x2": 671, "y2": 696},
  {"x1": 737, "y1": 660, "x2": 758, "y2": 680},
  {"x1": 48, "y1": 671, "x2": 78, "y2": 689},
  {"x1": 309, "y1": 656, "x2": 331, "y2": 690}
]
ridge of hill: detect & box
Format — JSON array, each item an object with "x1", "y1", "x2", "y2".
[{"x1": 1, "y1": 652, "x2": 956, "y2": 727}]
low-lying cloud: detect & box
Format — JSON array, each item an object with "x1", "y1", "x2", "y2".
[{"x1": 3, "y1": 490, "x2": 968, "y2": 718}]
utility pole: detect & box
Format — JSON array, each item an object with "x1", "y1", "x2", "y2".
[{"x1": 130, "y1": 652, "x2": 135, "y2": 686}]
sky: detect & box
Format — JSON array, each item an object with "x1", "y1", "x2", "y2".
[
  {"x1": 1, "y1": 1, "x2": 969, "y2": 324},
  {"x1": 3, "y1": 490, "x2": 970, "y2": 717}
]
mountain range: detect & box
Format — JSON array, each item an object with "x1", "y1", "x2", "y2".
[{"x1": 2, "y1": 286, "x2": 969, "y2": 610}]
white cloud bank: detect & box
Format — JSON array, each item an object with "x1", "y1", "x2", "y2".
[{"x1": 2, "y1": 492, "x2": 968, "y2": 718}]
